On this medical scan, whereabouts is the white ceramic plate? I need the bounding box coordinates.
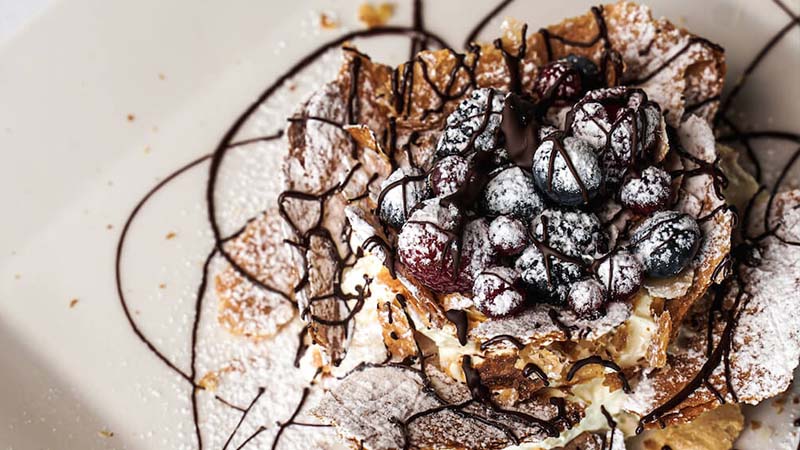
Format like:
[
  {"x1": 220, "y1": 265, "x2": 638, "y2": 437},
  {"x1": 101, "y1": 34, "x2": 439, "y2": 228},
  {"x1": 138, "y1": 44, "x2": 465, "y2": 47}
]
[{"x1": 1, "y1": 1, "x2": 798, "y2": 449}]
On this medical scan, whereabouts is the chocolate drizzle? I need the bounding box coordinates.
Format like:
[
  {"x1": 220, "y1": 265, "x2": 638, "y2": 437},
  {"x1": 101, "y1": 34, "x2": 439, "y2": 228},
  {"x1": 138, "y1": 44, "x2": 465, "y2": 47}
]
[
  {"x1": 444, "y1": 309, "x2": 469, "y2": 345},
  {"x1": 112, "y1": 0, "x2": 800, "y2": 448},
  {"x1": 522, "y1": 363, "x2": 550, "y2": 386},
  {"x1": 566, "y1": 356, "x2": 632, "y2": 394}
]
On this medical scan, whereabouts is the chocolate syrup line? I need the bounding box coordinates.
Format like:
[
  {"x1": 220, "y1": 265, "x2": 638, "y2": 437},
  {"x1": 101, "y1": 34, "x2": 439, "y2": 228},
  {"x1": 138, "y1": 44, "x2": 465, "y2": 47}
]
[
  {"x1": 566, "y1": 356, "x2": 631, "y2": 394},
  {"x1": 463, "y1": 0, "x2": 514, "y2": 49},
  {"x1": 480, "y1": 334, "x2": 525, "y2": 350},
  {"x1": 522, "y1": 363, "x2": 550, "y2": 386},
  {"x1": 538, "y1": 6, "x2": 609, "y2": 63},
  {"x1": 269, "y1": 387, "x2": 312, "y2": 450},
  {"x1": 493, "y1": 23, "x2": 528, "y2": 93},
  {"x1": 222, "y1": 387, "x2": 265, "y2": 450},
  {"x1": 444, "y1": 309, "x2": 469, "y2": 345},
  {"x1": 600, "y1": 405, "x2": 616, "y2": 450},
  {"x1": 115, "y1": 153, "x2": 211, "y2": 384},
  {"x1": 715, "y1": 14, "x2": 800, "y2": 126}
]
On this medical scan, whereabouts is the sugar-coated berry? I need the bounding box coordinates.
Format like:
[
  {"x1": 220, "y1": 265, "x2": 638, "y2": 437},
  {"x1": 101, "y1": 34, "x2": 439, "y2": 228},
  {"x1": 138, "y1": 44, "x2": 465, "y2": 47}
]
[
  {"x1": 480, "y1": 166, "x2": 544, "y2": 221},
  {"x1": 532, "y1": 135, "x2": 603, "y2": 206},
  {"x1": 515, "y1": 244, "x2": 583, "y2": 303},
  {"x1": 567, "y1": 278, "x2": 607, "y2": 319},
  {"x1": 459, "y1": 218, "x2": 496, "y2": 287},
  {"x1": 630, "y1": 211, "x2": 702, "y2": 278},
  {"x1": 377, "y1": 167, "x2": 430, "y2": 229},
  {"x1": 620, "y1": 166, "x2": 672, "y2": 215},
  {"x1": 531, "y1": 209, "x2": 608, "y2": 259},
  {"x1": 533, "y1": 55, "x2": 600, "y2": 104},
  {"x1": 568, "y1": 87, "x2": 663, "y2": 186},
  {"x1": 436, "y1": 88, "x2": 505, "y2": 159},
  {"x1": 489, "y1": 215, "x2": 528, "y2": 256},
  {"x1": 595, "y1": 251, "x2": 644, "y2": 302},
  {"x1": 397, "y1": 200, "x2": 466, "y2": 292},
  {"x1": 472, "y1": 266, "x2": 525, "y2": 318},
  {"x1": 429, "y1": 155, "x2": 470, "y2": 197}
]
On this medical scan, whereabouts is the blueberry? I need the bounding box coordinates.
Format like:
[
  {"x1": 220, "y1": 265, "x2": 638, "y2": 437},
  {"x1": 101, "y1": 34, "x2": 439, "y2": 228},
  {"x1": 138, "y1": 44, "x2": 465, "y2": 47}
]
[
  {"x1": 472, "y1": 266, "x2": 525, "y2": 318},
  {"x1": 377, "y1": 167, "x2": 430, "y2": 229},
  {"x1": 565, "y1": 55, "x2": 601, "y2": 90},
  {"x1": 515, "y1": 244, "x2": 583, "y2": 304},
  {"x1": 429, "y1": 155, "x2": 470, "y2": 197},
  {"x1": 531, "y1": 209, "x2": 608, "y2": 259},
  {"x1": 620, "y1": 166, "x2": 672, "y2": 215},
  {"x1": 515, "y1": 209, "x2": 607, "y2": 302},
  {"x1": 595, "y1": 250, "x2": 644, "y2": 302},
  {"x1": 630, "y1": 211, "x2": 701, "y2": 278},
  {"x1": 479, "y1": 166, "x2": 544, "y2": 221},
  {"x1": 436, "y1": 88, "x2": 505, "y2": 159},
  {"x1": 488, "y1": 215, "x2": 528, "y2": 256},
  {"x1": 567, "y1": 278, "x2": 607, "y2": 319},
  {"x1": 532, "y1": 135, "x2": 603, "y2": 206}
]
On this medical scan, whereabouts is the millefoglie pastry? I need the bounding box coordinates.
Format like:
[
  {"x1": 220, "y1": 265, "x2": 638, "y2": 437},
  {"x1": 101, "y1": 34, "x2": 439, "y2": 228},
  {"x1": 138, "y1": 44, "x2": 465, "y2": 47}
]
[{"x1": 214, "y1": 2, "x2": 800, "y2": 449}]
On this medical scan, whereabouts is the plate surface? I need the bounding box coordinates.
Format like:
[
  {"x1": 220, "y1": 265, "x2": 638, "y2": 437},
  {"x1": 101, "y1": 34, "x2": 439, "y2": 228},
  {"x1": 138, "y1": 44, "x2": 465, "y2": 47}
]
[{"x1": 1, "y1": 0, "x2": 798, "y2": 449}]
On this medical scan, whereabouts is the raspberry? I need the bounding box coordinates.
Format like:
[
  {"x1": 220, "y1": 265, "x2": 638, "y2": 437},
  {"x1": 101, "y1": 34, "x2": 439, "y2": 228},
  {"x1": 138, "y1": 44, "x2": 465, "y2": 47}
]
[
  {"x1": 397, "y1": 200, "x2": 465, "y2": 292},
  {"x1": 397, "y1": 202, "x2": 494, "y2": 293},
  {"x1": 532, "y1": 135, "x2": 603, "y2": 206},
  {"x1": 429, "y1": 155, "x2": 470, "y2": 197},
  {"x1": 436, "y1": 88, "x2": 505, "y2": 159},
  {"x1": 595, "y1": 251, "x2": 644, "y2": 302},
  {"x1": 489, "y1": 215, "x2": 528, "y2": 256},
  {"x1": 619, "y1": 166, "x2": 672, "y2": 215},
  {"x1": 630, "y1": 211, "x2": 701, "y2": 278},
  {"x1": 567, "y1": 279, "x2": 607, "y2": 319},
  {"x1": 376, "y1": 167, "x2": 430, "y2": 229},
  {"x1": 472, "y1": 266, "x2": 524, "y2": 318},
  {"x1": 479, "y1": 166, "x2": 543, "y2": 221}
]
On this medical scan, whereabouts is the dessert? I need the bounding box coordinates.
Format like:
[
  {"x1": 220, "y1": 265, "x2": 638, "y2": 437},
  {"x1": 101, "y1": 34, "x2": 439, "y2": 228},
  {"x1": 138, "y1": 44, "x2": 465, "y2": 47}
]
[{"x1": 113, "y1": 1, "x2": 800, "y2": 449}]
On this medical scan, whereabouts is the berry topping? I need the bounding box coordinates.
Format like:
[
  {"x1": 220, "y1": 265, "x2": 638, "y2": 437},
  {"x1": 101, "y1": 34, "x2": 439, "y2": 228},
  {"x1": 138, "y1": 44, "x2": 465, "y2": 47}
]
[
  {"x1": 567, "y1": 87, "x2": 663, "y2": 185},
  {"x1": 472, "y1": 266, "x2": 524, "y2": 318},
  {"x1": 459, "y1": 217, "x2": 497, "y2": 286},
  {"x1": 532, "y1": 135, "x2": 603, "y2": 206},
  {"x1": 565, "y1": 55, "x2": 602, "y2": 89},
  {"x1": 377, "y1": 167, "x2": 430, "y2": 229},
  {"x1": 397, "y1": 200, "x2": 496, "y2": 293},
  {"x1": 515, "y1": 244, "x2": 583, "y2": 303},
  {"x1": 630, "y1": 211, "x2": 702, "y2": 278},
  {"x1": 567, "y1": 278, "x2": 607, "y2": 319},
  {"x1": 429, "y1": 155, "x2": 470, "y2": 197},
  {"x1": 436, "y1": 88, "x2": 505, "y2": 159},
  {"x1": 620, "y1": 166, "x2": 672, "y2": 215},
  {"x1": 531, "y1": 209, "x2": 608, "y2": 259},
  {"x1": 595, "y1": 250, "x2": 644, "y2": 302},
  {"x1": 533, "y1": 55, "x2": 600, "y2": 103},
  {"x1": 479, "y1": 166, "x2": 543, "y2": 221},
  {"x1": 489, "y1": 215, "x2": 528, "y2": 256}
]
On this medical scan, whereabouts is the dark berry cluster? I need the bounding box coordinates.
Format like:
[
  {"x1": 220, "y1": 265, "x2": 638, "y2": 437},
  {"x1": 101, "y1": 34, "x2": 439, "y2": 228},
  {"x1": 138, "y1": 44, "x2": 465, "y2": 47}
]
[{"x1": 373, "y1": 55, "x2": 702, "y2": 321}]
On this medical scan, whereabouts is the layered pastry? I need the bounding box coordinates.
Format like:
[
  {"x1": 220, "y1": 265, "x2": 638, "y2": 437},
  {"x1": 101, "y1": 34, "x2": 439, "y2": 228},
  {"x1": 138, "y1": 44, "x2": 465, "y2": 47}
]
[{"x1": 215, "y1": 2, "x2": 800, "y2": 449}]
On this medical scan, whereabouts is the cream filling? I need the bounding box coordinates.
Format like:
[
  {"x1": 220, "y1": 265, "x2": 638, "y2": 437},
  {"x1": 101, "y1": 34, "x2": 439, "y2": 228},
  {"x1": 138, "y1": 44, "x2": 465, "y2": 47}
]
[{"x1": 331, "y1": 253, "x2": 662, "y2": 448}]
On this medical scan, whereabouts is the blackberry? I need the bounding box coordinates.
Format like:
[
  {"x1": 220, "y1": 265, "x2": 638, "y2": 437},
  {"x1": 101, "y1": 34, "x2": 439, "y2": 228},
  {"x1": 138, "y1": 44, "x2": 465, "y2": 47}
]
[{"x1": 479, "y1": 166, "x2": 544, "y2": 221}]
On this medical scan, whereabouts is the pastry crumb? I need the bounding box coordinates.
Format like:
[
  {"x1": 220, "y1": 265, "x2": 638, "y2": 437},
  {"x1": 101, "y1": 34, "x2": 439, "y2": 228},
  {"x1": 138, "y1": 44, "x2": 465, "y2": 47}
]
[
  {"x1": 319, "y1": 12, "x2": 339, "y2": 29},
  {"x1": 98, "y1": 430, "x2": 114, "y2": 438},
  {"x1": 126, "y1": 114, "x2": 135, "y2": 122},
  {"x1": 358, "y1": 2, "x2": 395, "y2": 28},
  {"x1": 69, "y1": 298, "x2": 79, "y2": 308},
  {"x1": 159, "y1": 283, "x2": 167, "y2": 289},
  {"x1": 166, "y1": 231, "x2": 177, "y2": 240},
  {"x1": 158, "y1": 73, "x2": 166, "y2": 80}
]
